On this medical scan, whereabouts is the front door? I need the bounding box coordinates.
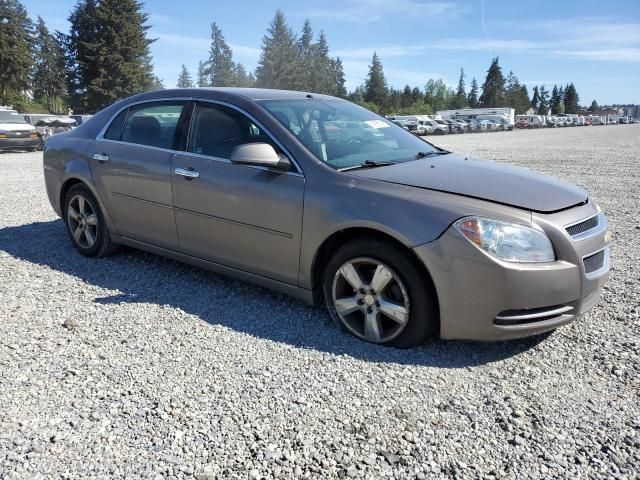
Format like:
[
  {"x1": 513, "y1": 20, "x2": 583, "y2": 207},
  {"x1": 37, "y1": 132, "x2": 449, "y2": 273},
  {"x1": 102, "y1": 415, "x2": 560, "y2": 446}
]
[
  {"x1": 88, "y1": 101, "x2": 187, "y2": 249},
  {"x1": 171, "y1": 101, "x2": 305, "y2": 285}
]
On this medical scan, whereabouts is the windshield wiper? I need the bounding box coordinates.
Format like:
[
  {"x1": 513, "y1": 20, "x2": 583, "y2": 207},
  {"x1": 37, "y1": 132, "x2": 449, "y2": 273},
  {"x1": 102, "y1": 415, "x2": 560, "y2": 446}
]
[
  {"x1": 338, "y1": 160, "x2": 398, "y2": 172},
  {"x1": 415, "y1": 151, "x2": 449, "y2": 159}
]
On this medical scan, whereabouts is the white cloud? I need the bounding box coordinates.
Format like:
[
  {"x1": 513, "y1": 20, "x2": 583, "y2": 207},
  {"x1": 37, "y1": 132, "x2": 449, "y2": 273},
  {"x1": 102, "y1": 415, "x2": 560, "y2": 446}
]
[
  {"x1": 552, "y1": 48, "x2": 640, "y2": 63},
  {"x1": 302, "y1": 0, "x2": 468, "y2": 24},
  {"x1": 154, "y1": 32, "x2": 260, "y2": 58}
]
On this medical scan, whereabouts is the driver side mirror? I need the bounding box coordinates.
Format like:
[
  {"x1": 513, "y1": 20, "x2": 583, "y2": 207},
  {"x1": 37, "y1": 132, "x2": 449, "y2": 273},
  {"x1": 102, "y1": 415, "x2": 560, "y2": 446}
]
[{"x1": 230, "y1": 143, "x2": 291, "y2": 171}]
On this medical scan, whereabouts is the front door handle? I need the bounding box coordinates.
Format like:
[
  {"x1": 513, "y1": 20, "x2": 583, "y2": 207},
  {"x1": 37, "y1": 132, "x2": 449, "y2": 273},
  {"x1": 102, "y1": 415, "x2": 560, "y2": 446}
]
[
  {"x1": 92, "y1": 153, "x2": 109, "y2": 162},
  {"x1": 175, "y1": 167, "x2": 200, "y2": 179}
]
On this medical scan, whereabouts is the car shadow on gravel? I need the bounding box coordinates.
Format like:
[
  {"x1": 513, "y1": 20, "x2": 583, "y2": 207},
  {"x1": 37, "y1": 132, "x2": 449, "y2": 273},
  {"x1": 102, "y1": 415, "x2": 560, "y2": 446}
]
[{"x1": 0, "y1": 220, "x2": 552, "y2": 367}]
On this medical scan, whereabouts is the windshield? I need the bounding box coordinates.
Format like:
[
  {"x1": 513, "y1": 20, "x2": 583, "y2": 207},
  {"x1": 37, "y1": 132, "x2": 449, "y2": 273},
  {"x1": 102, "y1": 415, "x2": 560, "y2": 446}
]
[
  {"x1": 259, "y1": 99, "x2": 438, "y2": 169},
  {"x1": 0, "y1": 112, "x2": 28, "y2": 124}
]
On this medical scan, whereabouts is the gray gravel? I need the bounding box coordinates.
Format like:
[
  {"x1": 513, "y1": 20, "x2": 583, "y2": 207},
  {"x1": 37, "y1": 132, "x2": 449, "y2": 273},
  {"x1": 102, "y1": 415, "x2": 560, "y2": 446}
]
[{"x1": 1, "y1": 125, "x2": 639, "y2": 479}]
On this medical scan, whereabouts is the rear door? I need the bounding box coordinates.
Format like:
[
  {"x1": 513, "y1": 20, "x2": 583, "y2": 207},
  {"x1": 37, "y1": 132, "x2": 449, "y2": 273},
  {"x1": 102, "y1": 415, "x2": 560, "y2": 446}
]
[
  {"x1": 170, "y1": 101, "x2": 305, "y2": 285},
  {"x1": 88, "y1": 101, "x2": 189, "y2": 249}
]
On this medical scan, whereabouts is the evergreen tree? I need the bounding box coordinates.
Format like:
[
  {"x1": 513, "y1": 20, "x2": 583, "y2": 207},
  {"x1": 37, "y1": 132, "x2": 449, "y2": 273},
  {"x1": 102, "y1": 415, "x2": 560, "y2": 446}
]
[
  {"x1": 363, "y1": 52, "x2": 387, "y2": 106},
  {"x1": 310, "y1": 30, "x2": 333, "y2": 94},
  {"x1": 564, "y1": 83, "x2": 579, "y2": 114},
  {"x1": 176, "y1": 64, "x2": 194, "y2": 88},
  {"x1": 204, "y1": 22, "x2": 236, "y2": 87},
  {"x1": 467, "y1": 78, "x2": 479, "y2": 108},
  {"x1": 401, "y1": 85, "x2": 413, "y2": 108},
  {"x1": 150, "y1": 75, "x2": 164, "y2": 90},
  {"x1": 197, "y1": 60, "x2": 209, "y2": 87},
  {"x1": 32, "y1": 16, "x2": 66, "y2": 112},
  {"x1": 297, "y1": 19, "x2": 313, "y2": 90},
  {"x1": 411, "y1": 86, "x2": 424, "y2": 104},
  {"x1": 255, "y1": 10, "x2": 300, "y2": 89},
  {"x1": 517, "y1": 85, "x2": 530, "y2": 114},
  {"x1": 65, "y1": 0, "x2": 156, "y2": 112},
  {"x1": 550, "y1": 85, "x2": 560, "y2": 114},
  {"x1": 0, "y1": 0, "x2": 34, "y2": 104},
  {"x1": 332, "y1": 57, "x2": 347, "y2": 97},
  {"x1": 479, "y1": 57, "x2": 505, "y2": 107},
  {"x1": 530, "y1": 86, "x2": 540, "y2": 111},
  {"x1": 63, "y1": 0, "x2": 99, "y2": 112},
  {"x1": 503, "y1": 71, "x2": 529, "y2": 114},
  {"x1": 538, "y1": 85, "x2": 550, "y2": 114},
  {"x1": 234, "y1": 63, "x2": 255, "y2": 87},
  {"x1": 450, "y1": 68, "x2": 467, "y2": 108},
  {"x1": 589, "y1": 100, "x2": 599, "y2": 112}
]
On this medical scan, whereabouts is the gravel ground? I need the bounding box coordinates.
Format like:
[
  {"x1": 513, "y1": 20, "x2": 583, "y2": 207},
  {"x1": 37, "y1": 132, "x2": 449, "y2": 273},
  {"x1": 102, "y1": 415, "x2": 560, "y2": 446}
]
[{"x1": 0, "y1": 125, "x2": 638, "y2": 479}]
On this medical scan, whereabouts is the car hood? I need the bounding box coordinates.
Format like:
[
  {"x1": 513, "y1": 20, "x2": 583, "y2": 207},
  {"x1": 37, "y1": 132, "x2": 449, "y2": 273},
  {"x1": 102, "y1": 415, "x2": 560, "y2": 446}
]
[
  {"x1": 0, "y1": 123, "x2": 35, "y2": 131},
  {"x1": 348, "y1": 153, "x2": 588, "y2": 213}
]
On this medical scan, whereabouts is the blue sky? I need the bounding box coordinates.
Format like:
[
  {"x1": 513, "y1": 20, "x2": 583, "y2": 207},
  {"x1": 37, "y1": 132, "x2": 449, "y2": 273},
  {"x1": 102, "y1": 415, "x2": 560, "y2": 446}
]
[{"x1": 22, "y1": 0, "x2": 640, "y2": 104}]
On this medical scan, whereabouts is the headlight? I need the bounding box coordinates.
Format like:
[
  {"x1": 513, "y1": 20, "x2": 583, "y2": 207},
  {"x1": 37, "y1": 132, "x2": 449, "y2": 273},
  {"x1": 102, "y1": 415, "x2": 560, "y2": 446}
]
[{"x1": 454, "y1": 217, "x2": 555, "y2": 263}]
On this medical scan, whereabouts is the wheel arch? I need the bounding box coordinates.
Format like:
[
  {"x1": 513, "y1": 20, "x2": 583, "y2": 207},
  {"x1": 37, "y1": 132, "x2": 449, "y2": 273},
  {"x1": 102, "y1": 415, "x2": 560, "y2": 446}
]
[
  {"x1": 59, "y1": 175, "x2": 119, "y2": 235},
  {"x1": 310, "y1": 227, "x2": 440, "y2": 316}
]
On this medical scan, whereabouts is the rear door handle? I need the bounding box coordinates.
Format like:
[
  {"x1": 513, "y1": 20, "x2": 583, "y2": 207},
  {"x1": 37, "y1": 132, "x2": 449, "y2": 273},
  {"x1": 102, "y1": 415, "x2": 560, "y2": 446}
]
[
  {"x1": 175, "y1": 167, "x2": 200, "y2": 179},
  {"x1": 92, "y1": 153, "x2": 110, "y2": 162}
]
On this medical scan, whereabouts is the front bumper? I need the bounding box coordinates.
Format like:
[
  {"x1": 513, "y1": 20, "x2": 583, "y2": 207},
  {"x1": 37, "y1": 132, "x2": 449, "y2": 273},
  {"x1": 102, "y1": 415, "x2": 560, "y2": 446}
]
[
  {"x1": 413, "y1": 203, "x2": 610, "y2": 341},
  {"x1": 0, "y1": 137, "x2": 40, "y2": 150}
]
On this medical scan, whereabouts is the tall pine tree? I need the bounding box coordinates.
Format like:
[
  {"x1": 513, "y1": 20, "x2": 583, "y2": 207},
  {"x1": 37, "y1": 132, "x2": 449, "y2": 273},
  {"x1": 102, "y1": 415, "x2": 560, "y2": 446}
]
[
  {"x1": 479, "y1": 57, "x2": 505, "y2": 107},
  {"x1": 197, "y1": 61, "x2": 209, "y2": 87},
  {"x1": 530, "y1": 86, "x2": 540, "y2": 112},
  {"x1": 538, "y1": 85, "x2": 550, "y2": 114},
  {"x1": 32, "y1": 16, "x2": 66, "y2": 112},
  {"x1": 564, "y1": 83, "x2": 579, "y2": 114},
  {"x1": 255, "y1": 10, "x2": 300, "y2": 89},
  {"x1": 176, "y1": 64, "x2": 194, "y2": 88},
  {"x1": 0, "y1": 0, "x2": 33, "y2": 104},
  {"x1": 64, "y1": 0, "x2": 156, "y2": 112},
  {"x1": 363, "y1": 52, "x2": 387, "y2": 107},
  {"x1": 451, "y1": 67, "x2": 468, "y2": 109},
  {"x1": 332, "y1": 57, "x2": 347, "y2": 97},
  {"x1": 204, "y1": 23, "x2": 236, "y2": 87},
  {"x1": 467, "y1": 78, "x2": 479, "y2": 108}
]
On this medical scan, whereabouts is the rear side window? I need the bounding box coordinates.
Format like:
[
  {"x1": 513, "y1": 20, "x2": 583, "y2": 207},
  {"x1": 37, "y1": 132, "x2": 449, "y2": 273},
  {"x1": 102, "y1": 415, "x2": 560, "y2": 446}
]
[
  {"x1": 120, "y1": 102, "x2": 185, "y2": 149},
  {"x1": 188, "y1": 103, "x2": 280, "y2": 159},
  {"x1": 104, "y1": 109, "x2": 127, "y2": 140}
]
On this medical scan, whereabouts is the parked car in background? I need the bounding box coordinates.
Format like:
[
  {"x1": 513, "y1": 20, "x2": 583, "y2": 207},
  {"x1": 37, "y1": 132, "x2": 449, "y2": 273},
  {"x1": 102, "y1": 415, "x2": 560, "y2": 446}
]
[
  {"x1": 469, "y1": 119, "x2": 487, "y2": 132},
  {"x1": 43, "y1": 88, "x2": 610, "y2": 347},
  {"x1": 479, "y1": 120, "x2": 498, "y2": 131},
  {"x1": 420, "y1": 119, "x2": 448, "y2": 135},
  {"x1": 0, "y1": 111, "x2": 40, "y2": 152},
  {"x1": 71, "y1": 114, "x2": 93, "y2": 126},
  {"x1": 443, "y1": 119, "x2": 463, "y2": 133},
  {"x1": 515, "y1": 118, "x2": 529, "y2": 129}
]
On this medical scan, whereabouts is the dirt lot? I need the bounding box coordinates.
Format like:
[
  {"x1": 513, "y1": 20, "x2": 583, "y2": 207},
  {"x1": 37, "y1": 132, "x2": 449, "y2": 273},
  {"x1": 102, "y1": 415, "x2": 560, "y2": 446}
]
[{"x1": 1, "y1": 125, "x2": 638, "y2": 479}]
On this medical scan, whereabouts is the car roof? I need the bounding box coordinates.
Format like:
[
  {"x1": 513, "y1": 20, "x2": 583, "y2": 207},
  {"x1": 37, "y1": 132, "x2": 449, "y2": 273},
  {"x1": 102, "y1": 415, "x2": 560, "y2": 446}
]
[{"x1": 127, "y1": 87, "x2": 344, "y2": 103}]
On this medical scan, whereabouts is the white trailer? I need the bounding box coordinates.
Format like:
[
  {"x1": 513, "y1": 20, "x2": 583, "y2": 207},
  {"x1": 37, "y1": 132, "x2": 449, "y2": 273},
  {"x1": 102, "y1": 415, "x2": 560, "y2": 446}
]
[{"x1": 437, "y1": 107, "x2": 515, "y2": 125}]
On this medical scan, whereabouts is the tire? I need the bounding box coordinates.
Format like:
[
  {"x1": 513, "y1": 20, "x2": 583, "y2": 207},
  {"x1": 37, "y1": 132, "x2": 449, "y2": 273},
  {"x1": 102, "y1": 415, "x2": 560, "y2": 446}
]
[
  {"x1": 323, "y1": 238, "x2": 438, "y2": 348},
  {"x1": 63, "y1": 183, "x2": 120, "y2": 257}
]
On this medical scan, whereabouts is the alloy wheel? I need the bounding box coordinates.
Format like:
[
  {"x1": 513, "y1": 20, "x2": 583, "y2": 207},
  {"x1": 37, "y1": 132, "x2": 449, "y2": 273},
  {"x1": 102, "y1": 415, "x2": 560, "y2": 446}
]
[
  {"x1": 67, "y1": 194, "x2": 98, "y2": 249},
  {"x1": 332, "y1": 257, "x2": 410, "y2": 343}
]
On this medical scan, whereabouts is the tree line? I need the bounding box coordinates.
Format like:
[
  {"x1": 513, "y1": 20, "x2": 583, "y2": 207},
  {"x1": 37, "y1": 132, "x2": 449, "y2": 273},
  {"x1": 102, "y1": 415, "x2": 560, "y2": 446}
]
[{"x1": 1, "y1": 0, "x2": 590, "y2": 116}]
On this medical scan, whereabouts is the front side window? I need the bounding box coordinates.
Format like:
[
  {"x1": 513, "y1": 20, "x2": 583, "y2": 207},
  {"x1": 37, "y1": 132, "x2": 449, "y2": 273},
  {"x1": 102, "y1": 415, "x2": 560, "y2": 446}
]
[
  {"x1": 188, "y1": 103, "x2": 280, "y2": 160},
  {"x1": 119, "y1": 102, "x2": 185, "y2": 149},
  {"x1": 259, "y1": 99, "x2": 439, "y2": 169}
]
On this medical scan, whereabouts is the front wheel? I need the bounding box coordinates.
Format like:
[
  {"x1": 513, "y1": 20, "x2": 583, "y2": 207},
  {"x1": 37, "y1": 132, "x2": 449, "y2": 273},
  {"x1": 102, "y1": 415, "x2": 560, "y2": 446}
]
[
  {"x1": 63, "y1": 183, "x2": 120, "y2": 257},
  {"x1": 323, "y1": 239, "x2": 438, "y2": 348}
]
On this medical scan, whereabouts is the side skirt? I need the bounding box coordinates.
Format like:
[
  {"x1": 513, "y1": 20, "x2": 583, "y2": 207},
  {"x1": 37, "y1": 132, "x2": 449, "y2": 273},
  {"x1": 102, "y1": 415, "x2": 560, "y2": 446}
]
[{"x1": 111, "y1": 234, "x2": 315, "y2": 305}]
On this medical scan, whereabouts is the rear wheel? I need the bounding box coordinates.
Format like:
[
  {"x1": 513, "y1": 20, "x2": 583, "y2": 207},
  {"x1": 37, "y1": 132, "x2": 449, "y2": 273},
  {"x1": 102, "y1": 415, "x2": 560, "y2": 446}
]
[
  {"x1": 323, "y1": 239, "x2": 438, "y2": 348},
  {"x1": 63, "y1": 184, "x2": 120, "y2": 257}
]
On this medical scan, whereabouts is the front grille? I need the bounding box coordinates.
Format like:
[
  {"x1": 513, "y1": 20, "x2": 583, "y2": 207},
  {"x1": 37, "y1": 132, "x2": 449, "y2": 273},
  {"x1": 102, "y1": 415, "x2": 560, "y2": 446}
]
[
  {"x1": 583, "y1": 250, "x2": 605, "y2": 274},
  {"x1": 7, "y1": 130, "x2": 33, "y2": 138},
  {"x1": 566, "y1": 215, "x2": 599, "y2": 237}
]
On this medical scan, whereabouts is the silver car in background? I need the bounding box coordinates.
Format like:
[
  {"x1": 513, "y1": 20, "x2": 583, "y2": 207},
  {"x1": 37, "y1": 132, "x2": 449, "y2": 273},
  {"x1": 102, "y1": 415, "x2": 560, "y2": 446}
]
[{"x1": 43, "y1": 88, "x2": 610, "y2": 347}]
